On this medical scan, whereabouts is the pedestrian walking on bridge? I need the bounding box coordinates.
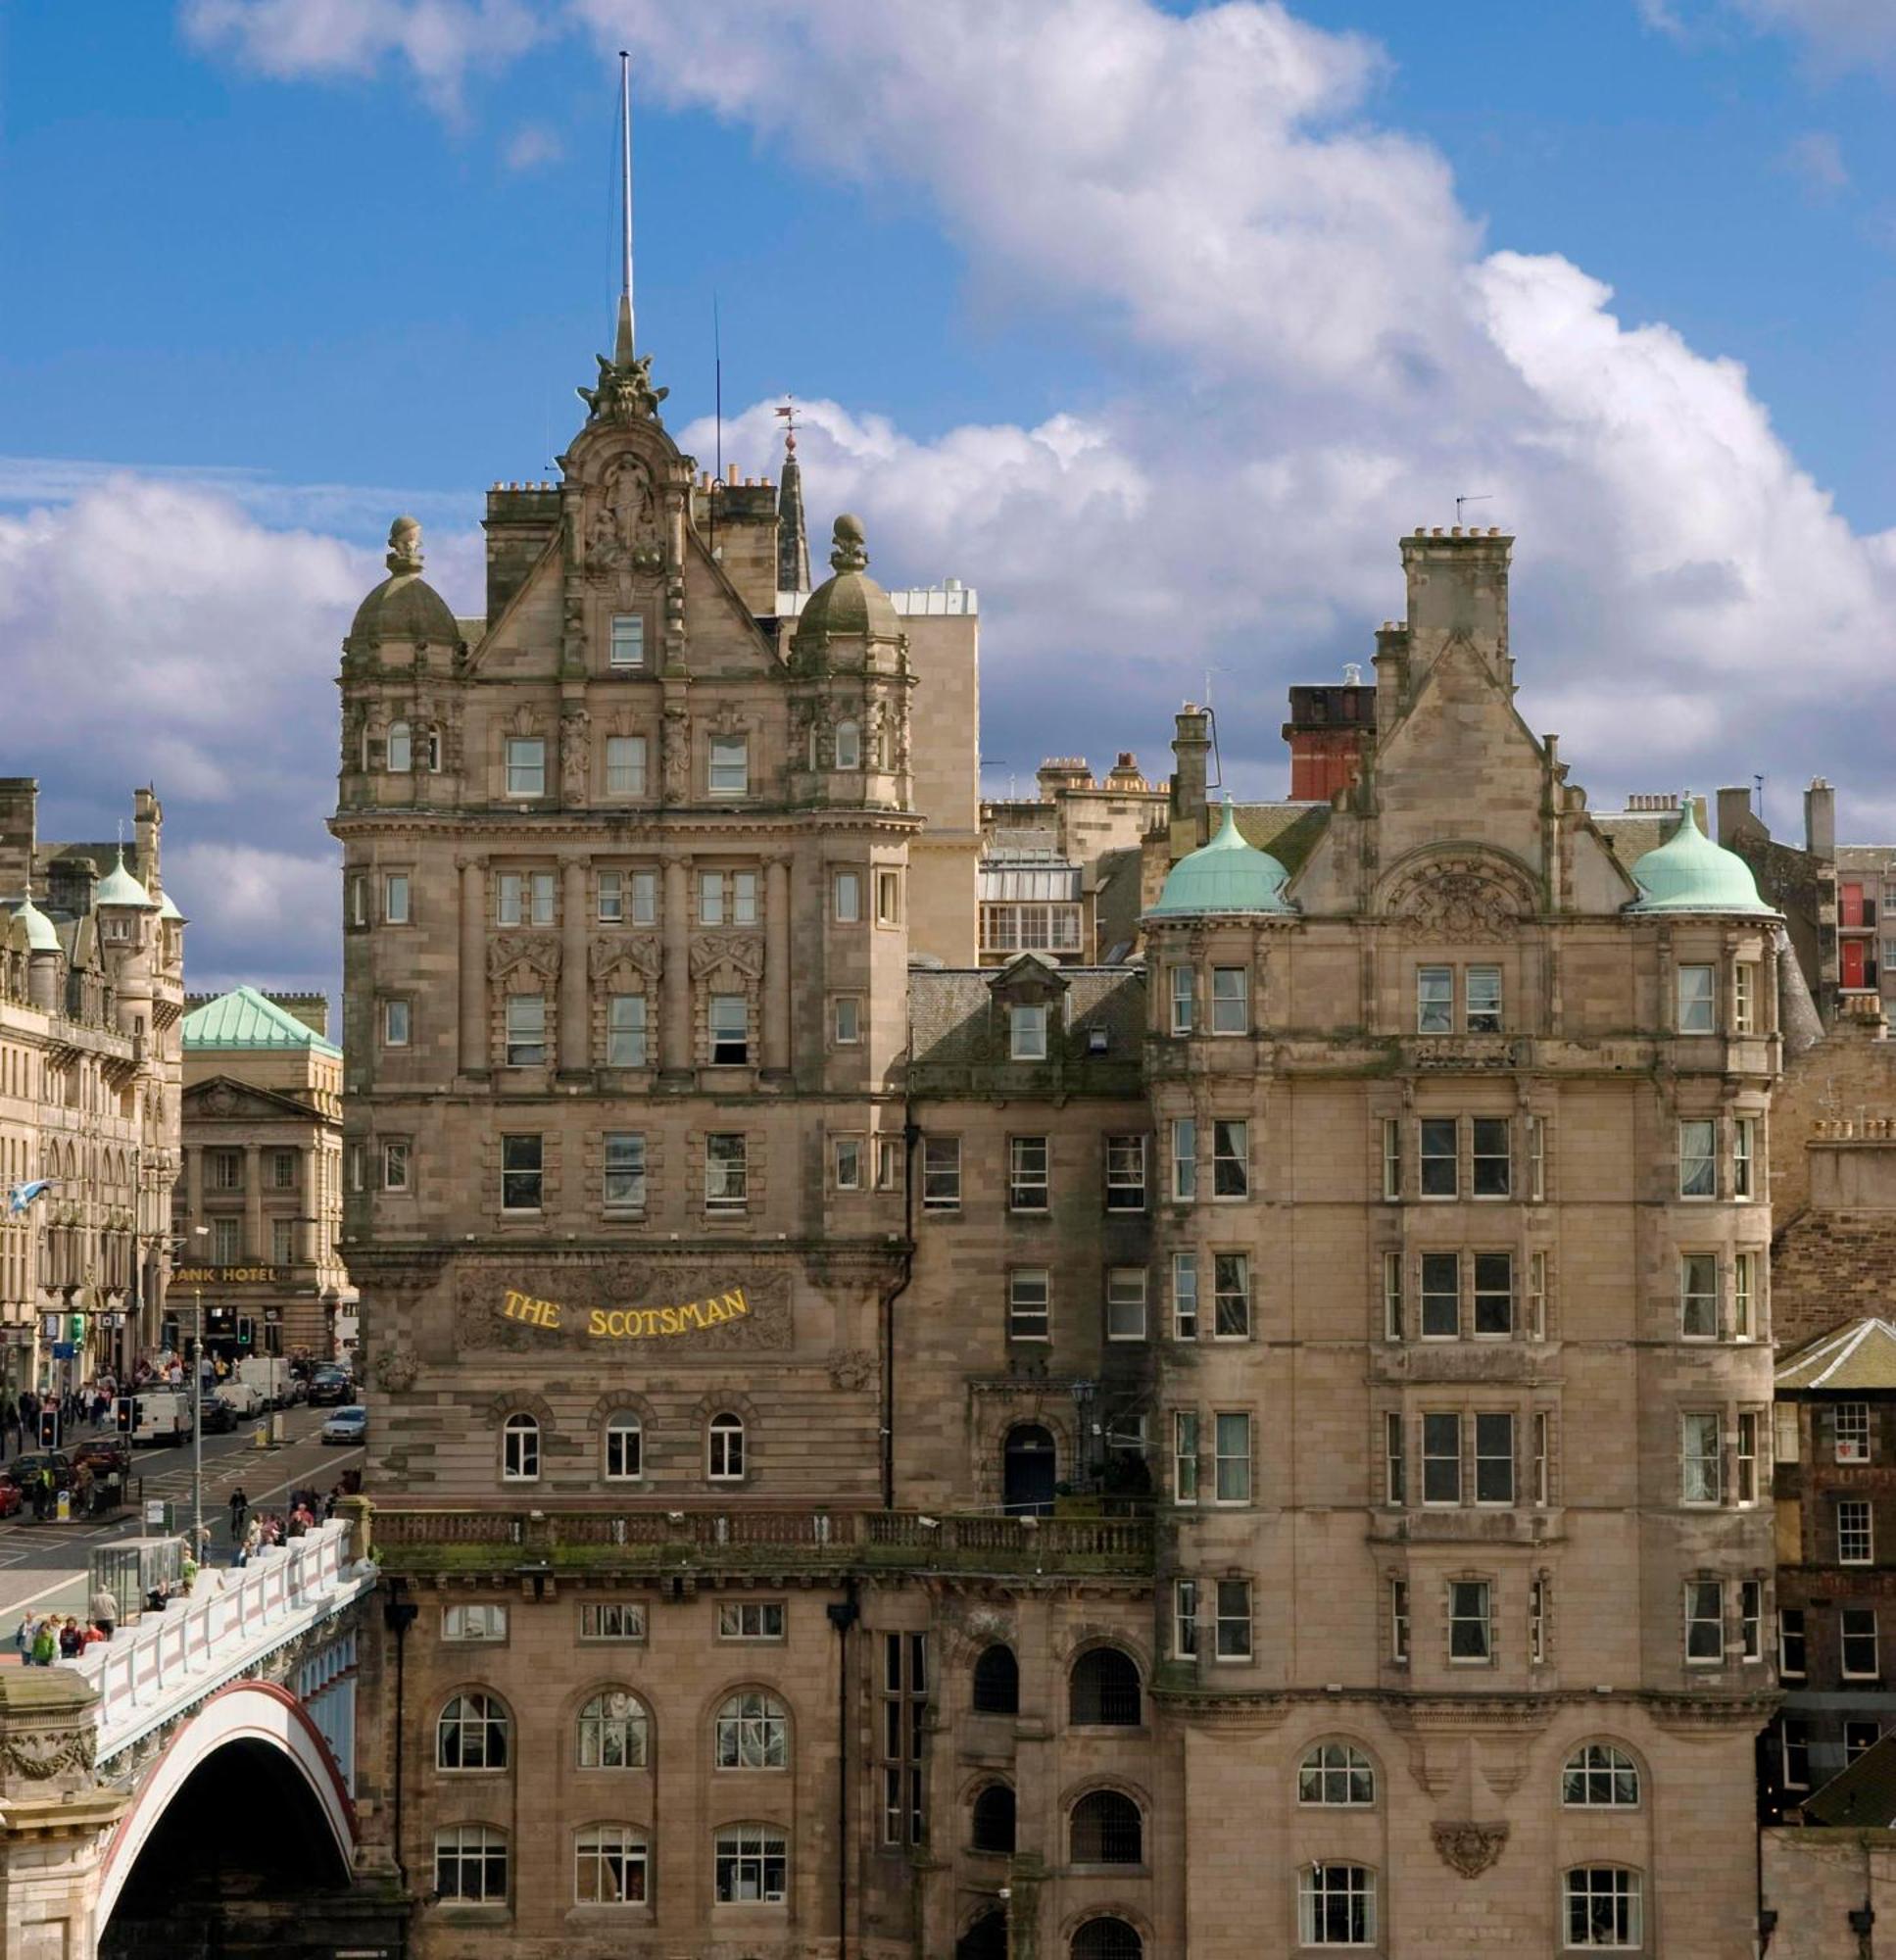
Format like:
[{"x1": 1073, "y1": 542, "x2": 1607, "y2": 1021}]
[{"x1": 228, "y1": 1485, "x2": 249, "y2": 1543}]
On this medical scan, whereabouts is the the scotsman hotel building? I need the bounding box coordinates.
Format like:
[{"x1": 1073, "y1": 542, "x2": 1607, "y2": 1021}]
[{"x1": 336, "y1": 313, "x2": 1781, "y2": 1957}]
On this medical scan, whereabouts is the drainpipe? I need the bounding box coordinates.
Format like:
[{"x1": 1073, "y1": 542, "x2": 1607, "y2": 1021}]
[
  {"x1": 382, "y1": 1585, "x2": 418, "y2": 1895},
  {"x1": 828, "y1": 1581, "x2": 861, "y2": 1957},
  {"x1": 879, "y1": 1099, "x2": 917, "y2": 1512}
]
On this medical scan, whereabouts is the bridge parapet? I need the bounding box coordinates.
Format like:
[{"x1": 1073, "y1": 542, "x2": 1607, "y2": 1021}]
[{"x1": 63, "y1": 1520, "x2": 377, "y2": 1765}]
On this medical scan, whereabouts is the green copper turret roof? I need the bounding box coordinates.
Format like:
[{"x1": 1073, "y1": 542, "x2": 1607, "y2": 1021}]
[
  {"x1": 1147, "y1": 800, "x2": 1295, "y2": 919},
  {"x1": 94, "y1": 850, "x2": 157, "y2": 910},
  {"x1": 182, "y1": 986, "x2": 341, "y2": 1055},
  {"x1": 1625, "y1": 795, "x2": 1774, "y2": 916},
  {"x1": 157, "y1": 888, "x2": 184, "y2": 922},
  {"x1": 5, "y1": 896, "x2": 60, "y2": 953}
]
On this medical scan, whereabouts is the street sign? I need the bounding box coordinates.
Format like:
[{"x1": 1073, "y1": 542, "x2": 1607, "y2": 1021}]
[
  {"x1": 144, "y1": 1499, "x2": 173, "y2": 1531},
  {"x1": 51, "y1": 1343, "x2": 75, "y2": 1360}
]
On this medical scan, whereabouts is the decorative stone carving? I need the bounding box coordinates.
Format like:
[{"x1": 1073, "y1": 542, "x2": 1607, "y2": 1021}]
[
  {"x1": 560, "y1": 710, "x2": 590, "y2": 805},
  {"x1": 690, "y1": 934, "x2": 765, "y2": 979},
  {"x1": 1386, "y1": 855, "x2": 1534, "y2": 942},
  {"x1": 0, "y1": 1729, "x2": 95, "y2": 1781},
  {"x1": 386, "y1": 514, "x2": 423, "y2": 576},
  {"x1": 590, "y1": 934, "x2": 662, "y2": 981},
  {"x1": 488, "y1": 931, "x2": 560, "y2": 980},
  {"x1": 586, "y1": 457, "x2": 664, "y2": 575},
  {"x1": 577, "y1": 347, "x2": 668, "y2": 424},
  {"x1": 1432, "y1": 1821, "x2": 1509, "y2": 1878},
  {"x1": 827, "y1": 1348, "x2": 877, "y2": 1393},
  {"x1": 662, "y1": 703, "x2": 691, "y2": 803},
  {"x1": 374, "y1": 1349, "x2": 418, "y2": 1394}
]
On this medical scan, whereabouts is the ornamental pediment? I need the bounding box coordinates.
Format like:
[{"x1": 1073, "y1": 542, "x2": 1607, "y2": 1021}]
[
  {"x1": 689, "y1": 933, "x2": 764, "y2": 979},
  {"x1": 1379, "y1": 851, "x2": 1537, "y2": 942},
  {"x1": 488, "y1": 931, "x2": 560, "y2": 980}
]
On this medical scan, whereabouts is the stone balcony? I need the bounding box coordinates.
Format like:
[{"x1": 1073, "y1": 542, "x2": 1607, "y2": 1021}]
[{"x1": 366, "y1": 1502, "x2": 1154, "y2": 1581}]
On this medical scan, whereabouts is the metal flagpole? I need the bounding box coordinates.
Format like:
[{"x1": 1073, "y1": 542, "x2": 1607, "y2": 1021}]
[
  {"x1": 619, "y1": 50, "x2": 634, "y2": 343},
  {"x1": 192, "y1": 1284, "x2": 203, "y2": 1564}
]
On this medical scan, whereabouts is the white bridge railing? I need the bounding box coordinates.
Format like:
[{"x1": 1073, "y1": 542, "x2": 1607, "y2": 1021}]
[{"x1": 61, "y1": 1519, "x2": 377, "y2": 1764}]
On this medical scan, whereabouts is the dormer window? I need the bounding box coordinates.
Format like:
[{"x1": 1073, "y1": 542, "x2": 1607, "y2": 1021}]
[{"x1": 1010, "y1": 1004, "x2": 1047, "y2": 1060}]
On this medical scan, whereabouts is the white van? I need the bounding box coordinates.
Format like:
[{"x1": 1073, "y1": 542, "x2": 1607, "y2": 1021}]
[
  {"x1": 237, "y1": 1357, "x2": 293, "y2": 1407},
  {"x1": 217, "y1": 1378, "x2": 265, "y2": 1419},
  {"x1": 131, "y1": 1392, "x2": 193, "y2": 1446}
]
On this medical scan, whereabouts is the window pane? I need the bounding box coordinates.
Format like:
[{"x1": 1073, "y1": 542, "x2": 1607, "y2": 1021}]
[
  {"x1": 1677, "y1": 964, "x2": 1717, "y2": 1033},
  {"x1": 1417, "y1": 966, "x2": 1453, "y2": 1033},
  {"x1": 1465, "y1": 965, "x2": 1502, "y2": 1033},
  {"x1": 1420, "y1": 1118, "x2": 1457, "y2": 1198}
]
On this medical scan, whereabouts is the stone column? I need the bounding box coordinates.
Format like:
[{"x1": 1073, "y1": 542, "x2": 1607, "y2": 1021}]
[
  {"x1": 242, "y1": 1146, "x2": 263, "y2": 1264},
  {"x1": 559, "y1": 859, "x2": 589, "y2": 1075},
  {"x1": 458, "y1": 859, "x2": 487, "y2": 1077},
  {"x1": 763, "y1": 857, "x2": 791, "y2": 1077},
  {"x1": 661, "y1": 859, "x2": 691, "y2": 1077},
  {"x1": 0, "y1": 1670, "x2": 127, "y2": 1959}
]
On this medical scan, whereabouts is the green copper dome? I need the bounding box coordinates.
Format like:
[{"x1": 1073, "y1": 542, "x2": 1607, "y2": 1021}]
[
  {"x1": 6, "y1": 896, "x2": 60, "y2": 953},
  {"x1": 1626, "y1": 795, "x2": 1774, "y2": 915},
  {"x1": 95, "y1": 850, "x2": 157, "y2": 910},
  {"x1": 1147, "y1": 801, "x2": 1295, "y2": 919},
  {"x1": 793, "y1": 514, "x2": 902, "y2": 657},
  {"x1": 157, "y1": 888, "x2": 184, "y2": 923}
]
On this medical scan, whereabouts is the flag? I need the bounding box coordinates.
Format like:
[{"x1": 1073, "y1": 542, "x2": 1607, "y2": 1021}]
[{"x1": 5, "y1": 1181, "x2": 53, "y2": 1216}]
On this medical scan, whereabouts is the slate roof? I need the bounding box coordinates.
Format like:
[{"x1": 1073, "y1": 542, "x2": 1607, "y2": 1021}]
[
  {"x1": 1775, "y1": 1318, "x2": 1896, "y2": 1394},
  {"x1": 908, "y1": 965, "x2": 1145, "y2": 1093},
  {"x1": 182, "y1": 986, "x2": 342, "y2": 1055},
  {"x1": 1803, "y1": 1729, "x2": 1896, "y2": 1827}
]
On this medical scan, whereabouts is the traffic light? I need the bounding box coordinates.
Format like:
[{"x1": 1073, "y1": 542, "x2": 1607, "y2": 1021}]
[
  {"x1": 237, "y1": 1316, "x2": 255, "y2": 1348},
  {"x1": 37, "y1": 1410, "x2": 59, "y2": 1449},
  {"x1": 115, "y1": 1396, "x2": 133, "y2": 1435}
]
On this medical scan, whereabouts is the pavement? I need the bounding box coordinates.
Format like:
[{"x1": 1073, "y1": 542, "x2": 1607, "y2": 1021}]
[{"x1": 0, "y1": 1405, "x2": 365, "y2": 1642}]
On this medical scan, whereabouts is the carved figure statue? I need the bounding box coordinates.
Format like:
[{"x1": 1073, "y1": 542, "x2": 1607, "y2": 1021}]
[
  {"x1": 386, "y1": 515, "x2": 423, "y2": 575},
  {"x1": 662, "y1": 704, "x2": 691, "y2": 803},
  {"x1": 561, "y1": 712, "x2": 590, "y2": 805},
  {"x1": 577, "y1": 350, "x2": 669, "y2": 424}
]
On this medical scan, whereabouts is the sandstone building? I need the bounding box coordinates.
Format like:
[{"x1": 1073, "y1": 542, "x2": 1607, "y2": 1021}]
[
  {"x1": 338, "y1": 271, "x2": 1788, "y2": 1953},
  {"x1": 0, "y1": 781, "x2": 183, "y2": 1391},
  {"x1": 176, "y1": 986, "x2": 350, "y2": 1360}
]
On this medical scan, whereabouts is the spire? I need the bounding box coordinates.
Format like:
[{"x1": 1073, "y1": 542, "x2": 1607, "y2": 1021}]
[
  {"x1": 576, "y1": 53, "x2": 667, "y2": 427},
  {"x1": 615, "y1": 48, "x2": 634, "y2": 365},
  {"x1": 776, "y1": 400, "x2": 811, "y2": 593}
]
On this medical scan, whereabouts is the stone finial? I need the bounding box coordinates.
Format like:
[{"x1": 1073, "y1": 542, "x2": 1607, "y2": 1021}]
[
  {"x1": 829, "y1": 513, "x2": 869, "y2": 575},
  {"x1": 386, "y1": 515, "x2": 423, "y2": 576}
]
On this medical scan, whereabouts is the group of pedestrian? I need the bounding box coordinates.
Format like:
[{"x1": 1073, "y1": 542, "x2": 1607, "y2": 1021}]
[
  {"x1": 15, "y1": 1609, "x2": 108, "y2": 1663},
  {"x1": 0, "y1": 1381, "x2": 116, "y2": 1454}
]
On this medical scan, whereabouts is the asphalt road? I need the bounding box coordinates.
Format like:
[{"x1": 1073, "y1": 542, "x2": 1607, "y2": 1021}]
[{"x1": 0, "y1": 1405, "x2": 365, "y2": 1639}]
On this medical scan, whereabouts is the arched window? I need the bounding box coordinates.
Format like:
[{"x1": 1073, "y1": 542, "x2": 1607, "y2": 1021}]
[
  {"x1": 708, "y1": 1411, "x2": 746, "y2": 1481},
  {"x1": 835, "y1": 720, "x2": 861, "y2": 770},
  {"x1": 576, "y1": 1690, "x2": 649, "y2": 1769},
  {"x1": 972, "y1": 1643, "x2": 1020, "y2": 1716},
  {"x1": 1298, "y1": 1741, "x2": 1376, "y2": 1806},
  {"x1": 435, "y1": 1824, "x2": 508, "y2": 1901},
  {"x1": 1070, "y1": 1788, "x2": 1143, "y2": 1864},
  {"x1": 1072, "y1": 1919, "x2": 1142, "y2": 1960},
  {"x1": 387, "y1": 721, "x2": 413, "y2": 773},
  {"x1": 1562, "y1": 1742, "x2": 1640, "y2": 1808},
  {"x1": 604, "y1": 1412, "x2": 642, "y2": 1481},
  {"x1": 1298, "y1": 1864, "x2": 1376, "y2": 1945},
  {"x1": 574, "y1": 1824, "x2": 647, "y2": 1904},
  {"x1": 1068, "y1": 1646, "x2": 1142, "y2": 1727},
  {"x1": 501, "y1": 1411, "x2": 540, "y2": 1481},
  {"x1": 714, "y1": 1823, "x2": 787, "y2": 1903},
  {"x1": 715, "y1": 1690, "x2": 789, "y2": 1770},
  {"x1": 436, "y1": 1690, "x2": 510, "y2": 1771},
  {"x1": 970, "y1": 1782, "x2": 1016, "y2": 1855},
  {"x1": 1563, "y1": 1867, "x2": 1642, "y2": 1947}
]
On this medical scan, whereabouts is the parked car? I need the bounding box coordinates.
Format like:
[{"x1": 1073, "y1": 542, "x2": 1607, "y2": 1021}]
[
  {"x1": 3, "y1": 1451, "x2": 75, "y2": 1493},
  {"x1": 0, "y1": 1481, "x2": 24, "y2": 1518},
  {"x1": 321, "y1": 1405, "x2": 367, "y2": 1446},
  {"x1": 201, "y1": 1396, "x2": 239, "y2": 1436},
  {"x1": 70, "y1": 1440, "x2": 130, "y2": 1482},
  {"x1": 306, "y1": 1367, "x2": 351, "y2": 1406}
]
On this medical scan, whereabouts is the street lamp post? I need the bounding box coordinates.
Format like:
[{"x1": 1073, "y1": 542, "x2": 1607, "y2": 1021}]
[{"x1": 192, "y1": 1283, "x2": 203, "y2": 1562}]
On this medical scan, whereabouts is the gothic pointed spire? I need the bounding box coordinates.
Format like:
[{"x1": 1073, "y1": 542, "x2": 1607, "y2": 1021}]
[
  {"x1": 576, "y1": 52, "x2": 667, "y2": 427},
  {"x1": 776, "y1": 400, "x2": 811, "y2": 594}
]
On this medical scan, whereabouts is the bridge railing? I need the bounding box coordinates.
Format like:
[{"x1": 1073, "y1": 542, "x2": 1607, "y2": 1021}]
[{"x1": 62, "y1": 1520, "x2": 371, "y2": 1758}]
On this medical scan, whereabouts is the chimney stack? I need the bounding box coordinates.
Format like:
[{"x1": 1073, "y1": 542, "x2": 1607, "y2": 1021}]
[{"x1": 1396, "y1": 527, "x2": 1514, "y2": 708}]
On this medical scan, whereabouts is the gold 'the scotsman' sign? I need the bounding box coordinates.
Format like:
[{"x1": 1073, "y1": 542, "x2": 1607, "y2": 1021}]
[{"x1": 502, "y1": 1286, "x2": 750, "y2": 1342}]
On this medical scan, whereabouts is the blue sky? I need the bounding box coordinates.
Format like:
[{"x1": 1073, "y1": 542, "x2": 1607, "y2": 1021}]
[{"x1": 2, "y1": 0, "x2": 1894, "y2": 991}]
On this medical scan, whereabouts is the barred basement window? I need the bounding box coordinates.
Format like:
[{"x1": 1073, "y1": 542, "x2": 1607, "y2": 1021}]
[{"x1": 879, "y1": 1633, "x2": 927, "y2": 1847}]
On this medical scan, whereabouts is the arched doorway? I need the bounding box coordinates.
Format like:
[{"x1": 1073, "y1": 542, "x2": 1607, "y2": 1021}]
[
  {"x1": 1002, "y1": 1423, "x2": 1056, "y2": 1515},
  {"x1": 959, "y1": 1905, "x2": 1009, "y2": 1959}
]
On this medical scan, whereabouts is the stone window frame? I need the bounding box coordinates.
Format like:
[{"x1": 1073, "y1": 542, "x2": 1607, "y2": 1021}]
[
  {"x1": 1560, "y1": 1864, "x2": 1644, "y2": 1949},
  {"x1": 693, "y1": 955, "x2": 761, "y2": 1072},
  {"x1": 1295, "y1": 1738, "x2": 1379, "y2": 1808},
  {"x1": 602, "y1": 725, "x2": 653, "y2": 801},
  {"x1": 1444, "y1": 1570, "x2": 1497, "y2": 1668},
  {"x1": 1681, "y1": 1573, "x2": 1727, "y2": 1667},
  {"x1": 701, "y1": 1130, "x2": 753, "y2": 1219}
]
